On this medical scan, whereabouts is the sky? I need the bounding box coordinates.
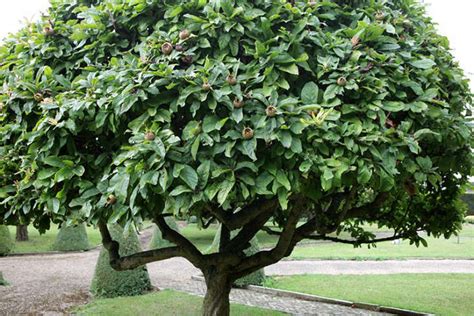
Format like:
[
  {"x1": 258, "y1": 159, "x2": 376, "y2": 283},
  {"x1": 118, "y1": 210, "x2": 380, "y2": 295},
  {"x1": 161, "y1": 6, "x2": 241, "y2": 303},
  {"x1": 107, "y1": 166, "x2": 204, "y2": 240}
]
[{"x1": 0, "y1": 0, "x2": 473, "y2": 81}]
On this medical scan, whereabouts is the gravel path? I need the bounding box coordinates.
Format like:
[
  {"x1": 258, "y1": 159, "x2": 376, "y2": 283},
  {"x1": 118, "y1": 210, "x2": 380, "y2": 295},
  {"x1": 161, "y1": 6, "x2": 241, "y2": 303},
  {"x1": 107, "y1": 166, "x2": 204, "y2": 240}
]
[{"x1": 0, "y1": 231, "x2": 472, "y2": 315}]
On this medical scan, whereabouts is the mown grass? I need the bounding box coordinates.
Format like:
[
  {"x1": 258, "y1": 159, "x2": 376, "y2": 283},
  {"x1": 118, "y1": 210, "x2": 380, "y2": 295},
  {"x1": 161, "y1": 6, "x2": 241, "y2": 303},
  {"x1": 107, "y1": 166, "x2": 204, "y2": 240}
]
[
  {"x1": 74, "y1": 289, "x2": 285, "y2": 315},
  {"x1": 268, "y1": 274, "x2": 474, "y2": 316},
  {"x1": 7, "y1": 222, "x2": 474, "y2": 260},
  {"x1": 7, "y1": 225, "x2": 101, "y2": 253}
]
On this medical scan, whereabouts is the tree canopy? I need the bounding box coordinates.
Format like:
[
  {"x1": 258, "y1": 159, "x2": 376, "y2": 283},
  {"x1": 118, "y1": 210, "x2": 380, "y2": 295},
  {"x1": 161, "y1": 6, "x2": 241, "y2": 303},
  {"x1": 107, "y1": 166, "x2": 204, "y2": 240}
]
[{"x1": 0, "y1": 0, "x2": 472, "y2": 314}]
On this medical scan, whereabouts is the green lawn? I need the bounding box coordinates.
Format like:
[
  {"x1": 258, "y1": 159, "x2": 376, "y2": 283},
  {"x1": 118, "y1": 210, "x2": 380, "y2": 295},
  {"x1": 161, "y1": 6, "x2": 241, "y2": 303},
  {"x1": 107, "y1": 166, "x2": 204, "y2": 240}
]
[
  {"x1": 74, "y1": 289, "x2": 285, "y2": 315},
  {"x1": 268, "y1": 274, "x2": 474, "y2": 316},
  {"x1": 289, "y1": 231, "x2": 474, "y2": 260},
  {"x1": 7, "y1": 225, "x2": 102, "y2": 254},
  {"x1": 181, "y1": 223, "x2": 474, "y2": 260},
  {"x1": 7, "y1": 222, "x2": 474, "y2": 260}
]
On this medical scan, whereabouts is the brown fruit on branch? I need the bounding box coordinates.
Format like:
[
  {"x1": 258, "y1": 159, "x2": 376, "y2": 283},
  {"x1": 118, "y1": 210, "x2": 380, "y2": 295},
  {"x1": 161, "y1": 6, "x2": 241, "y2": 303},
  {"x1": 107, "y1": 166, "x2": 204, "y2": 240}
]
[
  {"x1": 107, "y1": 194, "x2": 117, "y2": 205},
  {"x1": 202, "y1": 82, "x2": 212, "y2": 91},
  {"x1": 44, "y1": 26, "x2": 55, "y2": 36},
  {"x1": 266, "y1": 105, "x2": 277, "y2": 117},
  {"x1": 181, "y1": 55, "x2": 193, "y2": 65},
  {"x1": 233, "y1": 98, "x2": 244, "y2": 109},
  {"x1": 161, "y1": 42, "x2": 173, "y2": 55},
  {"x1": 144, "y1": 132, "x2": 156, "y2": 141},
  {"x1": 34, "y1": 93, "x2": 44, "y2": 102},
  {"x1": 226, "y1": 75, "x2": 237, "y2": 85},
  {"x1": 179, "y1": 29, "x2": 191, "y2": 40},
  {"x1": 351, "y1": 35, "x2": 360, "y2": 47},
  {"x1": 337, "y1": 77, "x2": 347, "y2": 86},
  {"x1": 375, "y1": 11, "x2": 385, "y2": 21},
  {"x1": 242, "y1": 127, "x2": 254, "y2": 140},
  {"x1": 175, "y1": 44, "x2": 185, "y2": 52}
]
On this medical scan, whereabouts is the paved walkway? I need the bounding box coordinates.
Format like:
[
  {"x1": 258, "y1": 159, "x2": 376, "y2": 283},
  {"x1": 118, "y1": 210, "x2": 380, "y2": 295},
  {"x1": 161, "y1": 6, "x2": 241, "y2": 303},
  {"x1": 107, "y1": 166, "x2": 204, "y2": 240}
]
[{"x1": 0, "y1": 231, "x2": 472, "y2": 315}]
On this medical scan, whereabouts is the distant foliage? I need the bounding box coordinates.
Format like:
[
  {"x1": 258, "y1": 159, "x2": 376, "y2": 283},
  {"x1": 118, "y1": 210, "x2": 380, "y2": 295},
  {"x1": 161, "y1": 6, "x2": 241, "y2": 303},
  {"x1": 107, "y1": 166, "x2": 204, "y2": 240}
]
[
  {"x1": 90, "y1": 224, "x2": 152, "y2": 298},
  {"x1": 461, "y1": 194, "x2": 474, "y2": 216},
  {"x1": 0, "y1": 225, "x2": 14, "y2": 255},
  {"x1": 52, "y1": 223, "x2": 90, "y2": 251}
]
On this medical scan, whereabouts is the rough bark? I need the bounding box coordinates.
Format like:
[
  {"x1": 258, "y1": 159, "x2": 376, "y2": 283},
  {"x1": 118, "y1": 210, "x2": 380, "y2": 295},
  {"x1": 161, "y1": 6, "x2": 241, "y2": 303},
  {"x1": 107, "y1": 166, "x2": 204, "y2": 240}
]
[
  {"x1": 16, "y1": 225, "x2": 28, "y2": 242},
  {"x1": 202, "y1": 270, "x2": 232, "y2": 316}
]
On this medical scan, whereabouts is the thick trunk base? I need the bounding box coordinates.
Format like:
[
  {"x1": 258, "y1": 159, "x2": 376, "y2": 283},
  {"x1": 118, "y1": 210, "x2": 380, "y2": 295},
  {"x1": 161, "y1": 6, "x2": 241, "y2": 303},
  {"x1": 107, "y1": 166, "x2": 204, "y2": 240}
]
[
  {"x1": 202, "y1": 272, "x2": 232, "y2": 316},
  {"x1": 16, "y1": 225, "x2": 28, "y2": 242}
]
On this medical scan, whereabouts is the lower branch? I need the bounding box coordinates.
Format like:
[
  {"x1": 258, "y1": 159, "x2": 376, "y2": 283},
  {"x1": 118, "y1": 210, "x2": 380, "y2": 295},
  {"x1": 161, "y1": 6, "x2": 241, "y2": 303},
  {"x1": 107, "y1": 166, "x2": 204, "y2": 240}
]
[
  {"x1": 98, "y1": 221, "x2": 183, "y2": 270},
  {"x1": 154, "y1": 215, "x2": 206, "y2": 269}
]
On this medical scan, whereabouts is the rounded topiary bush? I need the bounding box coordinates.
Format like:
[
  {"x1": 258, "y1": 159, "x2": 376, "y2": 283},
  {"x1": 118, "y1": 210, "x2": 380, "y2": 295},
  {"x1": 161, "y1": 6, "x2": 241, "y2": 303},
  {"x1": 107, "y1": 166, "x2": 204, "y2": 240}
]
[
  {"x1": 207, "y1": 225, "x2": 266, "y2": 286},
  {"x1": 52, "y1": 223, "x2": 90, "y2": 252},
  {"x1": 148, "y1": 217, "x2": 179, "y2": 249},
  {"x1": 90, "y1": 224, "x2": 152, "y2": 298},
  {"x1": 0, "y1": 225, "x2": 14, "y2": 256}
]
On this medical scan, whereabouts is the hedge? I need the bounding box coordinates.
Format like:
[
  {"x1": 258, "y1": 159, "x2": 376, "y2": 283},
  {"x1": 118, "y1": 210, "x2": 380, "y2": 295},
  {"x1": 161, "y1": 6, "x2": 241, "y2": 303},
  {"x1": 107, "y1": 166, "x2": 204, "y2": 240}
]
[
  {"x1": 0, "y1": 225, "x2": 14, "y2": 255},
  {"x1": 90, "y1": 224, "x2": 152, "y2": 298},
  {"x1": 51, "y1": 223, "x2": 90, "y2": 251}
]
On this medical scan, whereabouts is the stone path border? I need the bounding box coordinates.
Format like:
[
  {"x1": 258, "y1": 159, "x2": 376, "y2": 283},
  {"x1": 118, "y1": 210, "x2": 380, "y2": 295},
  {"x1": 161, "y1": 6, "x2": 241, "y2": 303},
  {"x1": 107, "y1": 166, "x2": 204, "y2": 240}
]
[{"x1": 190, "y1": 275, "x2": 432, "y2": 316}]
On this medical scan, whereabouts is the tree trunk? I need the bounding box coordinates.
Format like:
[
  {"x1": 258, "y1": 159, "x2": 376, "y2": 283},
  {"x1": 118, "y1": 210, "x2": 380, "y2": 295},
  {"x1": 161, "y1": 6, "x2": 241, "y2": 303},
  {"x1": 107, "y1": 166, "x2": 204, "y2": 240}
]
[
  {"x1": 16, "y1": 225, "x2": 28, "y2": 242},
  {"x1": 202, "y1": 271, "x2": 232, "y2": 316}
]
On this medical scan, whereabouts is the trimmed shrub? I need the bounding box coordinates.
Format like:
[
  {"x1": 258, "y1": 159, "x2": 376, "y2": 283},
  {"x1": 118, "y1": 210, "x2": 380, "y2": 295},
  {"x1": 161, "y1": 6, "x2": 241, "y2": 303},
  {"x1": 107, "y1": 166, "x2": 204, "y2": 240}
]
[
  {"x1": 207, "y1": 225, "x2": 266, "y2": 287},
  {"x1": 0, "y1": 225, "x2": 14, "y2": 255},
  {"x1": 148, "y1": 217, "x2": 179, "y2": 249},
  {"x1": 0, "y1": 272, "x2": 7, "y2": 286},
  {"x1": 90, "y1": 224, "x2": 152, "y2": 298},
  {"x1": 52, "y1": 223, "x2": 90, "y2": 251}
]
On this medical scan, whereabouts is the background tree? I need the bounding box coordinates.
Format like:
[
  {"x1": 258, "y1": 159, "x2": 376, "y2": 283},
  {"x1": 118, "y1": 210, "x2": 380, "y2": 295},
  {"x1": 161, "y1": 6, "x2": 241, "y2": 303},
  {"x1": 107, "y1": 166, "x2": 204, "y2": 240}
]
[
  {"x1": 0, "y1": 0, "x2": 472, "y2": 315},
  {"x1": 16, "y1": 225, "x2": 28, "y2": 242}
]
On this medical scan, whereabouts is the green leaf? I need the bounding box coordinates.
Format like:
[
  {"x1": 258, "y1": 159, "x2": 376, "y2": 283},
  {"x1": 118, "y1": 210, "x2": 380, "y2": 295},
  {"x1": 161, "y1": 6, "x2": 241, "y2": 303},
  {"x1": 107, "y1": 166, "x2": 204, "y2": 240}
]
[
  {"x1": 217, "y1": 180, "x2": 235, "y2": 205},
  {"x1": 382, "y1": 101, "x2": 405, "y2": 112},
  {"x1": 170, "y1": 185, "x2": 193, "y2": 196},
  {"x1": 357, "y1": 166, "x2": 372, "y2": 184},
  {"x1": 301, "y1": 82, "x2": 319, "y2": 104},
  {"x1": 180, "y1": 165, "x2": 199, "y2": 190},
  {"x1": 276, "y1": 170, "x2": 291, "y2": 190},
  {"x1": 114, "y1": 173, "x2": 130, "y2": 200},
  {"x1": 191, "y1": 136, "x2": 201, "y2": 161},
  {"x1": 37, "y1": 169, "x2": 56, "y2": 180},
  {"x1": 410, "y1": 58, "x2": 436, "y2": 70},
  {"x1": 323, "y1": 84, "x2": 339, "y2": 101},
  {"x1": 278, "y1": 188, "x2": 288, "y2": 210},
  {"x1": 278, "y1": 131, "x2": 292, "y2": 148},
  {"x1": 203, "y1": 116, "x2": 219, "y2": 133},
  {"x1": 242, "y1": 138, "x2": 257, "y2": 161},
  {"x1": 278, "y1": 64, "x2": 299, "y2": 75}
]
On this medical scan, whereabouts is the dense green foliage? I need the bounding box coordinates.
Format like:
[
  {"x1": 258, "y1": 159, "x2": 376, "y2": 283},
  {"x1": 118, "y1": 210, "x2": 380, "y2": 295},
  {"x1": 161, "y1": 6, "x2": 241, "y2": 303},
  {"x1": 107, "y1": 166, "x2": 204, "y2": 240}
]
[
  {"x1": 90, "y1": 224, "x2": 151, "y2": 298},
  {"x1": 207, "y1": 225, "x2": 266, "y2": 286},
  {"x1": 0, "y1": 0, "x2": 472, "y2": 256},
  {"x1": 52, "y1": 223, "x2": 90, "y2": 251},
  {"x1": 148, "y1": 217, "x2": 179, "y2": 249},
  {"x1": 0, "y1": 225, "x2": 14, "y2": 255}
]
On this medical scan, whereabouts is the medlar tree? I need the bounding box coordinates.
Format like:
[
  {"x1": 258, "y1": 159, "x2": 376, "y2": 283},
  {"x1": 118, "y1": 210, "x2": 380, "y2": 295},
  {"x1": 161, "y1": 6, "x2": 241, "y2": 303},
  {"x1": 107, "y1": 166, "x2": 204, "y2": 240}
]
[{"x1": 0, "y1": 0, "x2": 472, "y2": 315}]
